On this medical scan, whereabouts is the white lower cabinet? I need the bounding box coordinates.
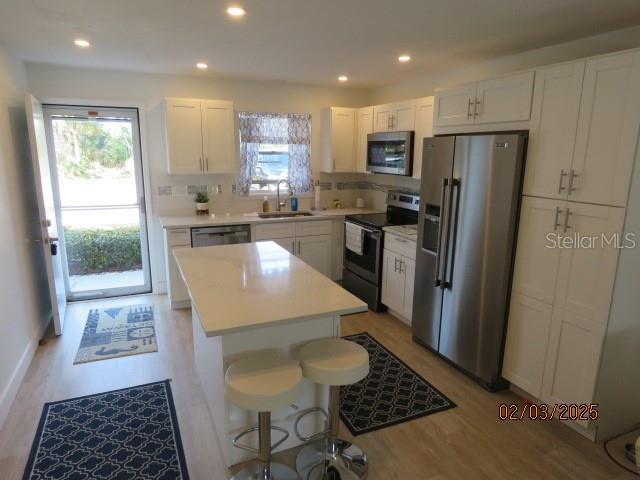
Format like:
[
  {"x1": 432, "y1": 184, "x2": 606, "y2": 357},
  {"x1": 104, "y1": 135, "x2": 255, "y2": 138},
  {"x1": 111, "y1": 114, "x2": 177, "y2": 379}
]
[
  {"x1": 164, "y1": 228, "x2": 192, "y2": 310},
  {"x1": 502, "y1": 292, "x2": 553, "y2": 398},
  {"x1": 381, "y1": 232, "x2": 416, "y2": 323},
  {"x1": 297, "y1": 235, "x2": 332, "y2": 276},
  {"x1": 255, "y1": 220, "x2": 334, "y2": 278},
  {"x1": 271, "y1": 237, "x2": 295, "y2": 254}
]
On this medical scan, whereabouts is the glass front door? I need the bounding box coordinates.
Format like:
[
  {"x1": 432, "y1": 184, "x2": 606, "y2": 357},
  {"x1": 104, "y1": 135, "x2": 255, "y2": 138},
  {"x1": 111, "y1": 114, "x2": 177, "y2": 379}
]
[{"x1": 43, "y1": 106, "x2": 151, "y2": 300}]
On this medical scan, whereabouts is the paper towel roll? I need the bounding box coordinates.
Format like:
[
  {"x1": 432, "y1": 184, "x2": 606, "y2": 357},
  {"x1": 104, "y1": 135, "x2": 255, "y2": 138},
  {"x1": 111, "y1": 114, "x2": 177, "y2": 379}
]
[{"x1": 314, "y1": 185, "x2": 322, "y2": 211}]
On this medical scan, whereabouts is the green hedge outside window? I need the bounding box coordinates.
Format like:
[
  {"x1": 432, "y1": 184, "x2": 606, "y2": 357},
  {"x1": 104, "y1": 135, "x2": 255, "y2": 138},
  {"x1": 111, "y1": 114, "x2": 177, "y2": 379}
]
[{"x1": 64, "y1": 226, "x2": 142, "y2": 275}]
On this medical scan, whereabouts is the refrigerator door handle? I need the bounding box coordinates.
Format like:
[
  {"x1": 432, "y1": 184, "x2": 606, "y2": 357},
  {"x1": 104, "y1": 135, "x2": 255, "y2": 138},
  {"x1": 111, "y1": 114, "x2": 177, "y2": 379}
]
[
  {"x1": 442, "y1": 178, "x2": 460, "y2": 289},
  {"x1": 433, "y1": 177, "x2": 449, "y2": 287}
]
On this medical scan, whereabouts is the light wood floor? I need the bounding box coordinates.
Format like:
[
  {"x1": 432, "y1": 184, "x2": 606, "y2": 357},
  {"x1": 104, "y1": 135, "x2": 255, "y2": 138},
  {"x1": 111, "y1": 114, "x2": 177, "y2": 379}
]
[{"x1": 0, "y1": 294, "x2": 631, "y2": 480}]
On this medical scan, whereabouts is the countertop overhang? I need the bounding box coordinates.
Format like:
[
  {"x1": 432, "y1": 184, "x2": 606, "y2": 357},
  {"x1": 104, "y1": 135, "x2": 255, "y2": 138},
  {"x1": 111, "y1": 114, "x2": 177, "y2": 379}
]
[{"x1": 174, "y1": 241, "x2": 368, "y2": 337}]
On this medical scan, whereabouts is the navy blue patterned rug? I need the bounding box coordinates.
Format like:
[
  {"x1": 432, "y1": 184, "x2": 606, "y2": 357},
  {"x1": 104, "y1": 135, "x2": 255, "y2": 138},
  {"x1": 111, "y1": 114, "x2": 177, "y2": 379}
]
[
  {"x1": 340, "y1": 332, "x2": 456, "y2": 436},
  {"x1": 22, "y1": 381, "x2": 189, "y2": 480}
]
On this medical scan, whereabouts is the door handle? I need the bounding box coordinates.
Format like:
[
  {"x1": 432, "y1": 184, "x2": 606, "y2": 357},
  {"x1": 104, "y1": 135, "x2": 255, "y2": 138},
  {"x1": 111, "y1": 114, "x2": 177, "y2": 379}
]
[
  {"x1": 442, "y1": 178, "x2": 460, "y2": 289},
  {"x1": 205, "y1": 157, "x2": 209, "y2": 171},
  {"x1": 433, "y1": 177, "x2": 448, "y2": 287},
  {"x1": 568, "y1": 169, "x2": 579, "y2": 194},
  {"x1": 394, "y1": 257, "x2": 398, "y2": 273},
  {"x1": 297, "y1": 240, "x2": 301, "y2": 255},
  {"x1": 467, "y1": 99, "x2": 473, "y2": 119},
  {"x1": 563, "y1": 208, "x2": 573, "y2": 233},
  {"x1": 558, "y1": 169, "x2": 568, "y2": 193},
  {"x1": 473, "y1": 99, "x2": 481, "y2": 118},
  {"x1": 553, "y1": 206, "x2": 563, "y2": 231}
]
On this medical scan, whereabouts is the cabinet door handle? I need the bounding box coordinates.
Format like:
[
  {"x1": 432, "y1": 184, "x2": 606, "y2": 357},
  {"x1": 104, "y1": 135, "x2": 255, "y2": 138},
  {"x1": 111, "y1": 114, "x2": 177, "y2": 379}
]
[
  {"x1": 394, "y1": 257, "x2": 399, "y2": 273},
  {"x1": 467, "y1": 99, "x2": 473, "y2": 119},
  {"x1": 399, "y1": 259, "x2": 405, "y2": 274},
  {"x1": 205, "y1": 157, "x2": 209, "y2": 171},
  {"x1": 292, "y1": 240, "x2": 295, "y2": 253},
  {"x1": 297, "y1": 240, "x2": 301, "y2": 254},
  {"x1": 553, "y1": 206, "x2": 563, "y2": 231},
  {"x1": 568, "y1": 169, "x2": 579, "y2": 194},
  {"x1": 563, "y1": 208, "x2": 573, "y2": 233},
  {"x1": 558, "y1": 169, "x2": 568, "y2": 193},
  {"x1": 473, "y1": 99, "x2": 481, "y2": 118}
]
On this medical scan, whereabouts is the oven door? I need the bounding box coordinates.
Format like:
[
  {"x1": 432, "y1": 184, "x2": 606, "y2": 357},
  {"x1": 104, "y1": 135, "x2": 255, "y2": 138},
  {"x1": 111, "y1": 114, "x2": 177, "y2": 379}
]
[
  {"x1": 366, "y1": 131, "x2": 413, "y2": 175},
  {"x1": 343, "y1": 224, "x2": 382, "y2": 284}
]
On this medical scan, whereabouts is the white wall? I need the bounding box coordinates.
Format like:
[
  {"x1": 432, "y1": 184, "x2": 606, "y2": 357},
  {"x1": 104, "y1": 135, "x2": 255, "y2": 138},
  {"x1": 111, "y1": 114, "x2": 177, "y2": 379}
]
[
  {"x1": 372, "y1": 25, "x2": 640, "y2": 103},
  {"x1": 0, "y1": 44, "x2": 51, "y2": 427},
  {"x1": 24, "y1": 63, "x2": 372, "y2": 291}
]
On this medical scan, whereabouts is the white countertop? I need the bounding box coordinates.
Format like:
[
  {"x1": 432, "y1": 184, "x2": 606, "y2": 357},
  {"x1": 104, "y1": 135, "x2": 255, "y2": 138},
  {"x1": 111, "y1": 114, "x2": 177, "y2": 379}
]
[
  {"x1": 174, "y1": 241, "x2": 368, "y2": 336},
  {"x1": 160, "y1": 208, "x2": 382, "y2": 229},
  {"x1": 383, "y1": 225, "x2": 418, "y2": 241}
]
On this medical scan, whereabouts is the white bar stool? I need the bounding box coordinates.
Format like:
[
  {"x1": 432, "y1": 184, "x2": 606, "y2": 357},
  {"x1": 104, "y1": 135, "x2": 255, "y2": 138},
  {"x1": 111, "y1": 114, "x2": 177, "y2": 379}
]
[
  {"x1": 226, "y1": 352, "x2": 303, "y2": 480},
  {"x1": 294, "y1": 338, "x2": 369, "y2": 480}
]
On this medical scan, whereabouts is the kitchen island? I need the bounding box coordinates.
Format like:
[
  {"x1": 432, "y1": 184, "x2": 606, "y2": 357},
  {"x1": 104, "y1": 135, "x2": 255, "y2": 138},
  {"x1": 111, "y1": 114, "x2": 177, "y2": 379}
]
[{"x1": 173, "y1": 241, "x2": 367, "y2": 466}]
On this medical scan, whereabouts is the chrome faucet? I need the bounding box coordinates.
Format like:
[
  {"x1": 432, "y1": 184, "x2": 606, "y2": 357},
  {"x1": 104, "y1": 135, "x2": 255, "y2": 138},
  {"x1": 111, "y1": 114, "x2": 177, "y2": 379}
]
[{"x1": 276, "y1": 179, "x2": 292, "y2": 211}]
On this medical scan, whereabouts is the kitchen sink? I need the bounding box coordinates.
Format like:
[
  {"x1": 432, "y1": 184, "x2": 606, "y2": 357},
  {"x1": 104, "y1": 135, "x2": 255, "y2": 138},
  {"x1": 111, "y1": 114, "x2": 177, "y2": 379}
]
[{"x1": 258, "y1": 211, "x2": 314, "y2": 219}]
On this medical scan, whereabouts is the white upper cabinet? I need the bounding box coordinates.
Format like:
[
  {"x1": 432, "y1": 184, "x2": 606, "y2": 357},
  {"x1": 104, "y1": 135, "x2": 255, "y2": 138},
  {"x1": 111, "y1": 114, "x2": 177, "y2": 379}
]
[
  {"x1": 434, "y1": 83, "x2": 477, "y2": 127},
  {"x1": 201, "y1": 100, "x2": 236, "y2": 173},
  {"x1": 524, "y1": 61, "x2": 585, "y2": 200},
  {"x1": 474, "y1": 72, "x2": 534, "y2": 124},
  {"x1": 165, "y1": 97, "x2": 236, "y2": 175},
  {"x1": 356, "y1": 107, "x2": 374, "y2": 173},
  {"x1": 412, "y1": 96, "x2": 434, "y2": 179},
  {"x1": 165, "y1": 98, "x2": 204, "y2": 174},
  {"x1": 373, "y1": 100, "x2": 416, "y2": 132},
  {"x1": 570, "y1": 51, "x2": 640, "y2": 207},
  {"x1": 322, "y1": 107, "x2": 356, "y2": 173},
  {"x1": 434, "y1": 72, "x2": 533, "y2": 128}
]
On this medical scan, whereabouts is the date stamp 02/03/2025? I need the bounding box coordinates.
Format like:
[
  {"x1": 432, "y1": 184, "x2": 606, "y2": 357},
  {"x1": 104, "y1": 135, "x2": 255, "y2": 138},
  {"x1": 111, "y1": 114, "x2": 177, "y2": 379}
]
[{"x1": 498, "y1": 401, "x2": 599, "y2": 421}]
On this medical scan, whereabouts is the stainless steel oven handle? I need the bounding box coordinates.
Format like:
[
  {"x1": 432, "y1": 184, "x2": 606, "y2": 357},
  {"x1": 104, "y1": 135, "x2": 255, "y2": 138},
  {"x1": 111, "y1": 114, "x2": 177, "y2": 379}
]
[{"x1": 433, "y1": 177, "x2": 448, "y2": 287}]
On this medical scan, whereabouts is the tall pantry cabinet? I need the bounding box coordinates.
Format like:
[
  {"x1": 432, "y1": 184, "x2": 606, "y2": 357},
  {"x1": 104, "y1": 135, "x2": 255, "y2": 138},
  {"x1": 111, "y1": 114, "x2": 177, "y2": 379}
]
[{"x1": 502, "y1": 49, "x2": 640, "y2": 439}]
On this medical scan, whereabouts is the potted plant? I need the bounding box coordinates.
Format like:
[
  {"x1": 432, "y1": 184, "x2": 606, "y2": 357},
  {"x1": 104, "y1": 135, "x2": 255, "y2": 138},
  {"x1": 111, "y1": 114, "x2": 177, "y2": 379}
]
[{"x1": 195, "y1": 191, "x2": 210, "y2": 215}]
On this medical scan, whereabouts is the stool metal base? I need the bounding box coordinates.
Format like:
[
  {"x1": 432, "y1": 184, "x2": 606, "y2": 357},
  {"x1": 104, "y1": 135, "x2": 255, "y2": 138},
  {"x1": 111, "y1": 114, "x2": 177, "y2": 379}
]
[
  {"x1": 295, "y1": 439, "x2": 368, "y2": 480},
  {"x1": 231, "y1": 462, "x2": 301, "y2": 480}
]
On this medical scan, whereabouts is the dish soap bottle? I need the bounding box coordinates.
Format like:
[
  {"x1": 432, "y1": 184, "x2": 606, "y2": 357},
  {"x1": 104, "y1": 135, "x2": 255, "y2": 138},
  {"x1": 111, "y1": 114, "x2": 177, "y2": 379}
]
[{"x1": 262, "y1": 196, "x2": 270, "y2": 213}]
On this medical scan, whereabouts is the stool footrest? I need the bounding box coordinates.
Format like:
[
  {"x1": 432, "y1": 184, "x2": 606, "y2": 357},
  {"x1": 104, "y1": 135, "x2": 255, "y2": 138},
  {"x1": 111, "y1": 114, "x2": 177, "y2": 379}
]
[
  {"x1": 232, "y1": 424, "x2": 290, "y2": 454},
  {"x1": 294, "y1": 407, "x2": 329, "y2": 443}
]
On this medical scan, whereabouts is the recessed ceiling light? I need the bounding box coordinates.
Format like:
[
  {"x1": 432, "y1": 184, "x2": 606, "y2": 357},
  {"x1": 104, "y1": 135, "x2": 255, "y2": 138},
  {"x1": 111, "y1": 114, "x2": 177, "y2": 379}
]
[
  {"x1": 398, "y1": 54, "x2": 411, "y2": 63},
  {"x1": 74, "y1": 39, "x2": 91, "y2": 48},
  {"x1": 226, "y1": 6, "x2": 246, "y2": 17},
  {"x1": 196, "y1": 62, "x2": 208, "y2": 70},
  {"x1": 338, "y1": 75, "x2": 348, "y2": 82}
]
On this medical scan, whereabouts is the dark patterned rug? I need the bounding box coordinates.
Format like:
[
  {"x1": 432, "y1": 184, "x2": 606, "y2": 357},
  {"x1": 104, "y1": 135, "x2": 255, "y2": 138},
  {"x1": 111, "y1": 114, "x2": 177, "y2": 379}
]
[
  {"x1": 74, "y1": 305, "x2": 156, "y2": 364},
  {"x1": 340, "y1": 332, "x2": 456, "y2": 436},
  {"x1": 22, "y1": 381, "x2": 189, "y2": 480}
]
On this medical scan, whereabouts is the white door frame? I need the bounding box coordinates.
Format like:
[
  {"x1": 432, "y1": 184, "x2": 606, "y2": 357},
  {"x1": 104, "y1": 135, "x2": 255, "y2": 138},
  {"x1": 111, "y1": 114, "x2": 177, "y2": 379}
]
[{"x1": 41, "y1": 104, "x2": 152, "y2": 300}]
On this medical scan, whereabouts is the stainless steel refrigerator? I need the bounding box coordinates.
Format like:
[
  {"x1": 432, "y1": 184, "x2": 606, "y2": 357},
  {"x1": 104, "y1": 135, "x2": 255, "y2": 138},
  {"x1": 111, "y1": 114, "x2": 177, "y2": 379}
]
[{"x1": 412, "y1": 133, "x2": 526, "y2": 390}]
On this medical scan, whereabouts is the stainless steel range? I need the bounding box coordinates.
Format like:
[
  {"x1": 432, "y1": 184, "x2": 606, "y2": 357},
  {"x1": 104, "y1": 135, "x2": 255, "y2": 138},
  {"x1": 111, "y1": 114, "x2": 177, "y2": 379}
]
[{"x1": 343, "y1": 191, "x2": 419, "y2": 311}]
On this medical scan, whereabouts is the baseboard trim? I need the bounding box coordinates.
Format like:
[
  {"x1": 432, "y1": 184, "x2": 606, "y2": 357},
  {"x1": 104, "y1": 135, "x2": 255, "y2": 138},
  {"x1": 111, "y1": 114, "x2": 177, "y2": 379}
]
[{"x1": 0, "y1": 315, "x2": 50, "y2": 429}]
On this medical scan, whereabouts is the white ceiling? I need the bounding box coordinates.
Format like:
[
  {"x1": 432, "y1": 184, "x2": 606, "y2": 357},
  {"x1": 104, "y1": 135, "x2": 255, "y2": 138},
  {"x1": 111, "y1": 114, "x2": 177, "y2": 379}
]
[{"x1": 2, "y1": 0, "x2": 640, "y2": 87}]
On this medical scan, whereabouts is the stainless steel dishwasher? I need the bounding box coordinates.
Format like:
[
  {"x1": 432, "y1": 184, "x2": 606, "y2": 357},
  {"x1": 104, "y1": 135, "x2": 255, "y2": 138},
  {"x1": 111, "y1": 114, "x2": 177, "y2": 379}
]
[{"x1": 191, "y1": 225, "x2": 251, "y2": 247}]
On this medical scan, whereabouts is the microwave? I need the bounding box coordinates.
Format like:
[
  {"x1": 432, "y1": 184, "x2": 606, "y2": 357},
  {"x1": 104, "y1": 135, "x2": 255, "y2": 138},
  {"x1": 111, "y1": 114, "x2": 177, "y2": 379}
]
[{"x1": 366, "y1": 131, "x2": 414, "y2": 175}]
